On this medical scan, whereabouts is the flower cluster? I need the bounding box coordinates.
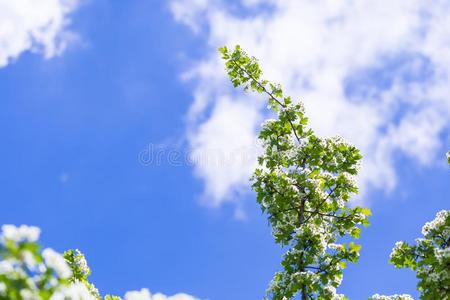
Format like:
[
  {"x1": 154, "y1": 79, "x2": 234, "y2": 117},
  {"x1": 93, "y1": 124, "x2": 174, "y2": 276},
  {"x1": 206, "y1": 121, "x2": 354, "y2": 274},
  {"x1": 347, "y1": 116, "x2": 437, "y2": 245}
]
[
  {"x1": 389, "y1": 210, "x2": 450, "y2": 300},
  {"x1": 63, "y1": 249, "x2": 100, "y2": 298},
  {"x1": 1, "y1": 224, "x2": 40, "y2": 243},
  {"x1": 220, "y1": 45, "x2": 371, "y2": 299},
  {"x1": 421, "y1": 210, "x2": 449, "y2": 237},
  {"x1": 0, "y1": 224, "x2": 91, "y2": 299},
  {"x1": 0, "y1": 225, "x2": 198, "y2": 300}
]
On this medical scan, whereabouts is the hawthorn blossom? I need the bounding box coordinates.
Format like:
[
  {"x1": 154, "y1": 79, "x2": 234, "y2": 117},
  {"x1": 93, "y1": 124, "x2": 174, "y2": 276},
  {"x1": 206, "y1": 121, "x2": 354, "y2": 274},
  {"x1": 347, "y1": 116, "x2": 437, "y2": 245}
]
[
  {"x1": 50, "y1": 282, "x2": 96, "y2": 300},
  {"x1": 390, "y1": 210, "x2": 450, "y2": 299},
  {"x1": 1, "y1": 224, "x2": 40, "y2": 243},
  {"x1": 43, "y1": 248, "x2": 72, "y2": 279}
]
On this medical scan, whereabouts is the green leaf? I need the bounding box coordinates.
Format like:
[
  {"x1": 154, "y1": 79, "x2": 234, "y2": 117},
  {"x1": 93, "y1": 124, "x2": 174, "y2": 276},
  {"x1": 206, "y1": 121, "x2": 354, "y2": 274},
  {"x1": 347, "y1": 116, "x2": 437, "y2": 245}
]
[{"x1": 361, "y1": 207, "x2": 372, "y2": 217}]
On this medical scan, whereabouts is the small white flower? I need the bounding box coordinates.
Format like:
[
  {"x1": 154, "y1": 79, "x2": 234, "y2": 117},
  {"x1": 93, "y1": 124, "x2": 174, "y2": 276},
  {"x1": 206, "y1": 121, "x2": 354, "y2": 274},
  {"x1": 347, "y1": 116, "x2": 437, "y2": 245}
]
[
  {"x1": 49, "y1": 277, "x2": 58, "y2": 288},
  {"x1": 38, "y1": 263, "x2": 47, "y2": 273},
  {"x1": 50, "y1": 282, "x2": 96, "y2": 300},
  {"x1": 43, "y1": 248, "x2": 71, "y2": 279},
  {"x1": 421, "y1": 210, "x2": 449, "y2": 236},
  {"x1": 324, "y1": 284, "x2": 336, "y2": 295},
  {"x1": 0, "y1": 259, "x2": 14, "y2": 274},
  {"x1": 23, "y1": 250, "x2": 37, "y2": 270},
  {"x1": 20, "y1": 288, "x2": 39, "y2": 300},
  {"x1": 0, "y1": 282, "x2": 6, "y2": 295},
  {"x1": 74, "y1": 249, "x2": 90, "y2": 276},
  {"x1": 261, "y1": 118, "x2": 277, "y2": 127}
]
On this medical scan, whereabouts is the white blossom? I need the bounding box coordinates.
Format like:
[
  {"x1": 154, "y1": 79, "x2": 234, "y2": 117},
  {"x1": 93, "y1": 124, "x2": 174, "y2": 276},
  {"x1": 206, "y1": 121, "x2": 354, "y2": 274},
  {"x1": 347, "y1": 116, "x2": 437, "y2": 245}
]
[
  {"x1": 23, "y1": 250, "x2": 37, "y2": 270},
  {"x1": 73, "y1": 249, "x2": 90, "y2": 276},
  {"x1": 20, "y1": 288, "x2": 39, "y2": 300},
  {"x1": 0, "y1": 259, "x2": 14, "y2": 274},
  {"x1": 42, "y1": 248, "x2": 71, "y2": 279},
  {"x1": 261, "y1": 118, "x2": 277, "y2": 128},
  {"x1": 421, "y1": 210, "x2": 449, "y2": 236},
  {"x1": 50, "y1": 282, "x2": 96, "y2": 300},
  {"x1": 390, "y1": 241, "x2": 406, "y2": 259},
  {"x1": 435, "y1": 247, "x2": 450, "y2": 264},
  {"x1": 1, "y1": 225, "x2": 40, "y2": 243},
  {"x1": 0, "y1": 282, "x2": 6, "y2": 295}
]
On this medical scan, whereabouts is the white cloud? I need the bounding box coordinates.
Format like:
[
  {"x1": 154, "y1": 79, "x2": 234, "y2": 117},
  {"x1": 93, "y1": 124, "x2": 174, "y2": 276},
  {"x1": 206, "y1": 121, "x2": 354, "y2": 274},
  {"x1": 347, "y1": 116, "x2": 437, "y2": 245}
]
[
  {"x1": 0, "y1": 0, "x2": 80, "y2": 67},
  {"x1": 189, "y1": 95, "x2": 261, "y2": 207},
  {"x1": 124, "y1": 288, "x2": 198, "y2": 300},
  {"x1": 171, "y1": 0, "x2": 450, "y2": 206}
]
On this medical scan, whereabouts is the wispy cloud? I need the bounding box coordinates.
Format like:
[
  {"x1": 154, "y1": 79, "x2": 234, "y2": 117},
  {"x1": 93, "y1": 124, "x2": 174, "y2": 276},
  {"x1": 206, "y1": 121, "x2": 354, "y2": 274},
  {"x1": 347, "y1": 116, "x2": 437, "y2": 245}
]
[
  {"x1": 171, "y1": 0, "x2": 450, "y2": 206},
  {"x1": 0, "y1": 0, "x2": 80, "y2": 67}
]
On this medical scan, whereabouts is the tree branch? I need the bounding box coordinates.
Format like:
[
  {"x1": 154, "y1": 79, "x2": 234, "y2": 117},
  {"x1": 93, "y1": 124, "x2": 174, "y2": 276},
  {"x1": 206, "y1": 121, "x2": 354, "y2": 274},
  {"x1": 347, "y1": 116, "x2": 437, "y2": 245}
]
[{"x1": 228, "y1": 58, "x2": 302, "y2": 143}]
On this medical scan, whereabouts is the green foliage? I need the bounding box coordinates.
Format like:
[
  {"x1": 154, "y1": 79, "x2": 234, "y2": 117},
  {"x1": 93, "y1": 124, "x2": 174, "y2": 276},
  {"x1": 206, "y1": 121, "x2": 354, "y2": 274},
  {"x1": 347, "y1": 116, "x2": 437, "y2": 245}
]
[
  {"x1": 220, "y1": 45, "x2": 371, "y2": 299},
  {"x1": 104, "y1": 296, "x2": 122, "y2": 300},
  {"x1": 389, "y1": 210, "x2": 450, "y2": 300}
]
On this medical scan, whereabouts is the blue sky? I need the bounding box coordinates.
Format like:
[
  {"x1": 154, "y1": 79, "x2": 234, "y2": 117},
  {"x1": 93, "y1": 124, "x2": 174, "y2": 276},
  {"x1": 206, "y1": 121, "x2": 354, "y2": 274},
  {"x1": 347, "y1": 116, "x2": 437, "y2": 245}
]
[{"x1": 0, "y1": 1, "x2": 449, "y2": 299}]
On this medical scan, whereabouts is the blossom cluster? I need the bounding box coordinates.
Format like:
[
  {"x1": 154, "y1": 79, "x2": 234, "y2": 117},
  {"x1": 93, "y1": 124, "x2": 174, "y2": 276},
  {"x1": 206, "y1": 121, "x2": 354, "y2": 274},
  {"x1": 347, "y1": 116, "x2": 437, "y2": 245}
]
[
  {"x1": 0, "y1": 225, "x2": 198, "y2": 300},
  {"x1": 389, "y1": 210, "x2": 450, "y2": 300},
  {"x1": 0, "y1": 224, "x2": 80, "y2": 300},
  {"x1": 421, "y1": 210, "x2": 449, "y2": 237}
]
